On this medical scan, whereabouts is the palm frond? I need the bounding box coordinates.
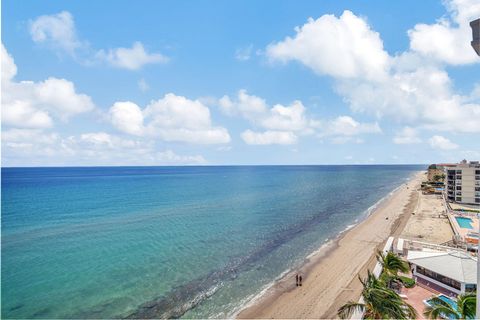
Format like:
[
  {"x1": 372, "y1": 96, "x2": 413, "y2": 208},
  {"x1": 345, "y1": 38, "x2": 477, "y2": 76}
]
[
  {"x1": 337, "y1": 301, "x2": 365, "y2": 319},
  {"x1": 423, "y1": 296, "x2": 460, "y2": 319}
]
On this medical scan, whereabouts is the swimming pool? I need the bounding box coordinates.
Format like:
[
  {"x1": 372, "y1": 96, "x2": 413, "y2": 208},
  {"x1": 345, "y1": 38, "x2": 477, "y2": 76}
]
[
  {"x1": 425, "y1": 295, "x2": 461, "y2": 319},
  {"x1": 456, "y1": 216, "x2": 473, "y2": 229}
]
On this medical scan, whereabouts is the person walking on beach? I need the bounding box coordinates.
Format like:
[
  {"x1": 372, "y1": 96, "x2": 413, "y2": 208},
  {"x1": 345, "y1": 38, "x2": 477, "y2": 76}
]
[
  {"x1": 299, "y1": 275, "x2": 303, "y2": 286},
  {"x1": 295, "y1": 274, "x2": 299, "y2": 286}
]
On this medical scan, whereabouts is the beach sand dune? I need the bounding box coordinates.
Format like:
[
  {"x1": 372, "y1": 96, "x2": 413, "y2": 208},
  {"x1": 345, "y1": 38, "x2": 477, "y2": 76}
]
[{"x1": 238, "y1": 172, "x2": 424, "y2": 319}]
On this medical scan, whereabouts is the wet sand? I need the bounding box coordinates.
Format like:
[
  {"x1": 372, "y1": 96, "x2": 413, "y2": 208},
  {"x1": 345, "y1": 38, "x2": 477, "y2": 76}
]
[{"x1": 237, "y1": 172, "x2": 424, "y2": 319}]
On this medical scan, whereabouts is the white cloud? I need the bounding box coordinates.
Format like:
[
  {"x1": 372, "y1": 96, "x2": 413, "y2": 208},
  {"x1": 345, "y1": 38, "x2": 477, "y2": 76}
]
[
  {"x1": 408, "y1": 0, "x2": 480, "y2": 65},
  {"x1": 313, "y1": 115, "x2": 381, "y2": 144},
  {"x1": 393, "y1": 126, "x2": 422, "y2": 144},
  {"x1": 138, "y1": 78, "x2": 149, "y2": 92},
  {"x1": 34, "y1": 78, "x2": 95, "y2": 119},
  {"x1": 241, "y1": 130, "x2": 297, "y2": 145},
  {"x1": 220, "y1": 90, "x2": 315, "y2": 133},
  {"x1": 219, "y1": 90, "x2": 268, "y2": 119},
  {"x1": 428, "y1": 135, "x2": 459, "y2": 150},
  {"x1": 265, "y1": 8, "x2": 480, "y2": 134},
  {"x1": 1, "y1": 43, "x2": 17, "y2": 82},
  {"x1": 261, "y1": 101, "x2": 310, "y2": 131},
  {"x1": 156, "y1": 150, "x2": 206, "y2": 165},
  {"x1": 220, "y1": 90, "x2": 316, "y2": 145},
  {"x1": 330, "y1": 136, "x2": 364, "y2": 144},
  {"x1": 2, "y1": 129, "x2": 207, "y2": 166},
  {"x1": 96, "y1": 42, "x2": 168, "y2": 70},
  {"x1": 110, "y1": 101, "x2": 145, "y2": 136},
  {"x1": 1, "y1": 44, "x2": 94, "y2": 129},
  {"x1": 2, "y1": 100, "x2": 53, "y2": 129},
  {"x1": 29, "y1": 11, "x2": 82, "y2": 55},
  {"x1": 337, "y1": 65, "x2": 480, "y2": 133},
  {"x1": 235, "y1": 45, "x2": 253, "y2": 61},
  {"x1": 319, "y1": 116, "x2": 381, "y2": 137},
  {"x1": 109, "y1": 93, "x2": 230, "y2": 144},
  {"x1": 221, "y1": 91, "x2": 380, "y2": 145},
  {"x1": 266, "y1": 10, "x2": 390, "y2": 81},
  {"x1": 2, "y1": 128, "x2": 59, "y2": 145},
  {"x1": 29, "y1": 11, "x2": 168, "y2": 70}
]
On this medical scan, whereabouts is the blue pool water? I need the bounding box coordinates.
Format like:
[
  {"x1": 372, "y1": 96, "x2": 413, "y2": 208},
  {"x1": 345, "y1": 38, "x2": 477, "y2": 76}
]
[
  {"x1": 438, "y1": 295, "x2": 457, "y2": 308},
  {"x1": 2, "y1": 165, "x2": 422, "y2": 318},
  {"x1": 456, "y1": 216, "x2": 474, "y2": 229},
  {"x1": 426, "y1": 295, "x2": 465, "y2": 319}
]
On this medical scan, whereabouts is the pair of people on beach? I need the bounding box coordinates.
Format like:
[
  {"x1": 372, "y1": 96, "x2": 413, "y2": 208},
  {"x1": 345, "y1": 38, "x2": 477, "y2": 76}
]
[{"x1": 295, "y1": 274, "x2": 303, "y2": 286}]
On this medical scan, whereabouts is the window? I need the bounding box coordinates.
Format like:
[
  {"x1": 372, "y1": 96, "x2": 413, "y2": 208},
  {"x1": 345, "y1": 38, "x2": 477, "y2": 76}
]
[
  {"x1": 457, "y1": 186, "x2": 462, "y2": 190},
  {"x1": 476, "y1": 187, "x2": 480, "y2": 191},
  {"x1": 456, "y1": 175, "x2": 462, "y2": 179},
  {"x1": 456, "y1": 170, "x2": 462, "y2": 174},
  {"x1": 456, "y1": 197, "x2": 462, "y2": 202},
  {"x1": 416, "y1": 266, "x2": 461, "y2": 290},
  {"x1": 475, "y1": 170, "x2": 480, "y2": 175},
  {"x1": 476, "y1": 198, "x2": 480, "y2": 203},
  {"x1": 466, "y1": 284, "x2": 477, "y2": 292}
]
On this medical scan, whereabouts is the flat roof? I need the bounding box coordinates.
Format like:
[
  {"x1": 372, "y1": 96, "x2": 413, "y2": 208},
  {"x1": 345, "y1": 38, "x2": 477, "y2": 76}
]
[{"x1": 407, "y1": 250, "x2": 477, "y2": 284}]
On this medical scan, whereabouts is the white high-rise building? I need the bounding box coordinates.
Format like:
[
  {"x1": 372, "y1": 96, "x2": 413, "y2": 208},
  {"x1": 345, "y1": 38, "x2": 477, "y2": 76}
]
[{"x1": 445, "y1": 160, "x2": 480, "y2": 205}]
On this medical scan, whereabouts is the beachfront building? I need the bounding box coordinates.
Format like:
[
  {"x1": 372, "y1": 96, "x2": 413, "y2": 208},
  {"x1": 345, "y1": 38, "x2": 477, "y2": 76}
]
[
  {"x1": 407, "y1": 250, "x2": 477, "y2": 295},
  {"x1": 445, "y1": 160, "x2": 480, "y2": 205}
]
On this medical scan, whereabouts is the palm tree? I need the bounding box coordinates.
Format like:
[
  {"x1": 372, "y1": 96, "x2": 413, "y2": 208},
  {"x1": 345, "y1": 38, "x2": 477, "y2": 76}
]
[
  {"x1": 337, "y1": 271, "x2": 417, "y2": 319},
  {"x1": 424, "y1": 293, "x2": 476, "y2": 319},
  {"x1": 376, "y1": 250, "x2": 410, "y2": 289},
  {"x1": 376, "y1": 250, "x2": 409, "y2": 276}
]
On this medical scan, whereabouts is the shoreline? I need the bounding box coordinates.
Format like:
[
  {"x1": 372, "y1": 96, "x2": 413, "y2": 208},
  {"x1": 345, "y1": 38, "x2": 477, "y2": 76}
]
[{"x1": 237, "y1": 171, "x2": 423, "y2": 319}]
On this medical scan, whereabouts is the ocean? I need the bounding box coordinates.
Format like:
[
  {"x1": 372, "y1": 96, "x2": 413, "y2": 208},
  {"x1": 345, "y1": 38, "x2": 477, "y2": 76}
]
[{"x1": 1, "y1": 165, "x2": 423, "y2": 318}]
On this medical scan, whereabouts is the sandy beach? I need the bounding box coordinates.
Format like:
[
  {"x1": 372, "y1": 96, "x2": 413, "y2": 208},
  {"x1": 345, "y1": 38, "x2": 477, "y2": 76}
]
[
  {"x1": 400, "y1": 185, "x2": 454, "y2": 244},
  {"x1": 238, "y1": 171, "x2": 426, "y2": 319}
]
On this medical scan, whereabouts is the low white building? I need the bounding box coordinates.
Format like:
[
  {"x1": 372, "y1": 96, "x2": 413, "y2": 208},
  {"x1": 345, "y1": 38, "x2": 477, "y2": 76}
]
[{"x1": 407, "y1": 250, "x2": 477, "y2": 295}]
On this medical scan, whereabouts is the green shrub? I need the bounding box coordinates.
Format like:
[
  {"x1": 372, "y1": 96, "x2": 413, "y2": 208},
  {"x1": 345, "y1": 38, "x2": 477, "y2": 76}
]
[{"x1": 399, "y1": 276, "x2": 415, "y2": 288}]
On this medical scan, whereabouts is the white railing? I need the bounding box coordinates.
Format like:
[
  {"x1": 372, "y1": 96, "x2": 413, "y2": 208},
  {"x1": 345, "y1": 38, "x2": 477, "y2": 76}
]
[
  {"x1": 350, "y1": 237, "x2": 394, "y2": 319},
  {"x1": 403, "y1": 239, "x2": 467, "y2": 254}
]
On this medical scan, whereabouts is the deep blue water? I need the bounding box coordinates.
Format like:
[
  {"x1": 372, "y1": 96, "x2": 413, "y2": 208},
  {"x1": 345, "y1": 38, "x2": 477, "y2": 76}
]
[{"x1": 1, "y1": 165, "x2": 423, "y2": 318}]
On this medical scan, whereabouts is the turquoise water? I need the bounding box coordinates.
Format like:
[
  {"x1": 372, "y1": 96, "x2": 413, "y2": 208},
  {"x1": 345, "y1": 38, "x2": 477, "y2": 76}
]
[
  {"x1": 2, "y1": 165, "x2": 422, "y2": 318},
  {"x1": 427, "y1": 295, "x2": 465, "y2": 320},
  {"x1": 456, "y1": 216, "x2": 473, "y2": 229}
]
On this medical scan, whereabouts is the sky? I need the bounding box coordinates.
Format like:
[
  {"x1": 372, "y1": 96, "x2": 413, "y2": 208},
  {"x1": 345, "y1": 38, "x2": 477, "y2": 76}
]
[{"x1": 1, "y1": 0, "x2": 480, "y2": 166}]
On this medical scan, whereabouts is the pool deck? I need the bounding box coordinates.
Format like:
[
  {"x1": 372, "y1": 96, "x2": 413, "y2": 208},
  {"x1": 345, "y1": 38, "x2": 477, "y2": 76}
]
[
  {"x1": 400, "y1": 277, "x2": 457, "y2": 319},
  {"x1": 449, "y1": 212, "x2": 479, "y2": 244}
]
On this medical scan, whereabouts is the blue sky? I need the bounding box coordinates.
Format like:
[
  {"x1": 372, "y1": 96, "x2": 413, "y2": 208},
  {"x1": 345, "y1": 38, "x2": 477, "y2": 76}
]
[{"x1": 2, "y1": 0, "x2": 479, "y2": 166}]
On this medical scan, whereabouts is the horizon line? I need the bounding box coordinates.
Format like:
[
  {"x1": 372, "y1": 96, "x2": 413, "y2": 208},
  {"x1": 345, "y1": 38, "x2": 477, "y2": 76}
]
[{"x1": 1, "y1": 163, "x2": 428, "y2": 169}]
